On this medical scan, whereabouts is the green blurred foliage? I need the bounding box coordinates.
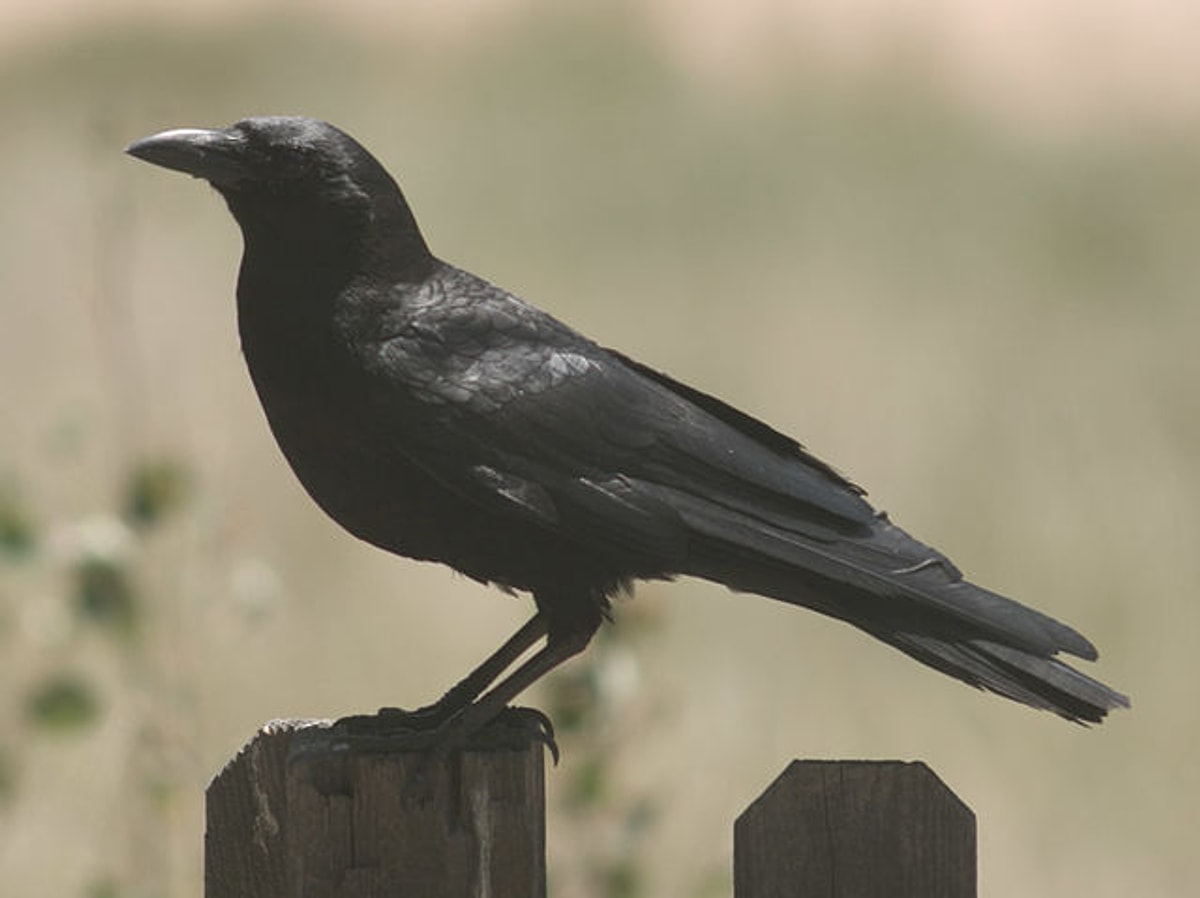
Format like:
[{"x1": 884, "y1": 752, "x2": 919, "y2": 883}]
[
  {"x1": 0, "y1": 445, "x2": 190, "y2": 897},
  {"x1": 123, "y1": 458, "x2": 190, "y2": 530},
  {"x1": 548, "y1": 606, "x2": 667, "y2": 895},
  {"x1": 594, "y1": 858, "x2": 641, "y2": 898},
  {"x1": 0, "y1": 485, "x2": 36, "y2": 559},
  {"x1": 87, "y1": 878, "x2": 122, "y2": 898},
  {"x1": 546, "y1": 664, "x2": 599, "y2": 739},
  {"x1": 0, "y1": 744, "x2": 16, "y2": 804},
  {"x1": 24, "y1": 672, "x2": 101, "y2": 733},
  {"x1": 73, "y1": 556, "x2": 140, "y2": 638},
  {"x1": 563, "y1": 754, "x2": 608, "y2": 809}
]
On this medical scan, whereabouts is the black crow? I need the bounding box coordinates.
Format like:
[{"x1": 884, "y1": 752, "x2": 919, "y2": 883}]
[{"x1": 127, "y1": 116, "x2": 1127, "y2": 746}]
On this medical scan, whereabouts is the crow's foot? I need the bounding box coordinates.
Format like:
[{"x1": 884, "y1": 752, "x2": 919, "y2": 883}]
[{"x1": 330, "y1": 704, "x2": 557, "y2": 762}]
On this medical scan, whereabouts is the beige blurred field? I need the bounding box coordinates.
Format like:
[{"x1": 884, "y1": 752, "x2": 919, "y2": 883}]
[{"x1": 1, "y1": 4, "x2": 1197, "y2": 896}]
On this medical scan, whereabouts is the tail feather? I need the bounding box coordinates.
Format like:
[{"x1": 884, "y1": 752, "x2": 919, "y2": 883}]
[
  {"x1": 885, "y1": 633, "x2": 1129, "y2": 724},
  {"x1": 644, "y1": 480, "x2": 1129, "y2": 722}
]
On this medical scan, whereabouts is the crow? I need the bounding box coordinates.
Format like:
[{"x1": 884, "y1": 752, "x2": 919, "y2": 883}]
[{"x1": 127, "y1": 116, "x2": 1127, "y2": 746}]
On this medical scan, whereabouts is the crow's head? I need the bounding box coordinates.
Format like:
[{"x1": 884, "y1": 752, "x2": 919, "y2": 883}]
[
  {"x1": 128, "y1": 116, "x2": 428, "y2": 270},
  {"x1": 127, "y1": 116, "x2": 380, "y2": 195}
]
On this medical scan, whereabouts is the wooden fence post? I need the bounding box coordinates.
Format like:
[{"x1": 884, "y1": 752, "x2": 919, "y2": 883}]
[
  {"x1": 734, "y1": 760, "x2": 975, "y2": 898},
  {"x1": 205, "y1": 718, "x2": 546, "y2": 898}
]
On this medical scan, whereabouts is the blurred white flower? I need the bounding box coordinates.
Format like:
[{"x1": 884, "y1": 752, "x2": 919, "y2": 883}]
[
  {"x1": 47, "y1": 514, "x2": 134, "y2": 563},
  {"x1": 596, "y1": 644, "x2": 641, "y2": 708},
  {"x1": 230, "y1": 557, "x2": 282, "y2": 620}
]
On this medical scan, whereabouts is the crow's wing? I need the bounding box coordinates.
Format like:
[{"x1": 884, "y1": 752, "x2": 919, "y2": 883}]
[{"x1": 368, "y1": 268, "x2": 1127, "y2": 721}]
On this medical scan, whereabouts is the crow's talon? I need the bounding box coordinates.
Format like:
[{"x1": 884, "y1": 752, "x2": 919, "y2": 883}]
[
  {"x1": 332, "y1": 706, "x2": 439, "y2": 739},
  {"x1": 331, "y1": 704, "x2": 558, "y2": 761},
  {"x1": 487, "y1": 706, "x2": 559, "y2": 763}
]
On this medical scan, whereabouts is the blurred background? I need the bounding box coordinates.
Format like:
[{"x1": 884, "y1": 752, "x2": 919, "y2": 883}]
[{"x1": 1, "y1": 1, "x2": 1196, "y2": 895}]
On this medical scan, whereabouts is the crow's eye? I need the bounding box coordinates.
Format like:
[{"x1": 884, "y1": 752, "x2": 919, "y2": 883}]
[{"x1": 254, "y1": 146, "x2": 310, "y2": 180}]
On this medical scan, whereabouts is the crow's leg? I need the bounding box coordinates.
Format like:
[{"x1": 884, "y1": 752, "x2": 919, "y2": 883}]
[
  {"x1": 336, "y1": 613, "x2": 549, "y2": 734},
  {"x1": 414, "y1": 613, "x2": 549, "y2": 723},
  {"x1": 431, "y1": 614, "x2": 601, "y2": 759}
]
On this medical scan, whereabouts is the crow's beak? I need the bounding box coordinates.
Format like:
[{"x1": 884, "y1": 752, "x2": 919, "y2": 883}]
[{"x1": 126, "y1": 127, "x2": 249, "y2": 184}]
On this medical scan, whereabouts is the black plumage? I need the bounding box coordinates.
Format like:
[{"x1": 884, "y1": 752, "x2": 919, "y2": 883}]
[{"x1": 127, "y1": 116, "x2": 1127, "y2": 741}]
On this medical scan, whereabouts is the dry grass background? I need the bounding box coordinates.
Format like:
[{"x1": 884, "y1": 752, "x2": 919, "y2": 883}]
[{"x1": 0, "y1": 4, "x2": 1196, "y2": 896}]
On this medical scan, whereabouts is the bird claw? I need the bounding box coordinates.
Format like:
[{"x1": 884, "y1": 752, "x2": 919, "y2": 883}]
[
  {"x1": 333, "y1": 705, "x2": 434, "y2": 736},
  {"x1": 462, "y1": 705, "x2": 559, "y2": 764}
]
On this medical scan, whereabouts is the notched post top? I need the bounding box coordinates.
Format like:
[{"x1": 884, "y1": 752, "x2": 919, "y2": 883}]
[{"x1": 734, "y1": 760, "x2": 976, "y2": 898}]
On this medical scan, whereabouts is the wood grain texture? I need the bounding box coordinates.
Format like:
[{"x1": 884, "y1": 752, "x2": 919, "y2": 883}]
[
  {"x1": 205, "y1": 719, "x2": 546, "y2": 898},
  {"x1": 734, "y1": 760, "x2": 975, "y2": 898}
]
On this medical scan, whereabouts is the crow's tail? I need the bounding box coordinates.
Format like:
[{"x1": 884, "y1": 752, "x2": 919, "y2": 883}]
[{"x1": 669, "y1": 491, "x2": 1129, "y2": 723}]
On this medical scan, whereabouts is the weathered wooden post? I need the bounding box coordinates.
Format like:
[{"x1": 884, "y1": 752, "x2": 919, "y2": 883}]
[
  {"x1": 734, "y1": 760, "x2": 976, "y2": 898},
  {"x1": 205, "y1": 718, "x2": 546, "y2": 898}
]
